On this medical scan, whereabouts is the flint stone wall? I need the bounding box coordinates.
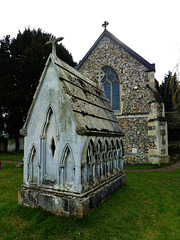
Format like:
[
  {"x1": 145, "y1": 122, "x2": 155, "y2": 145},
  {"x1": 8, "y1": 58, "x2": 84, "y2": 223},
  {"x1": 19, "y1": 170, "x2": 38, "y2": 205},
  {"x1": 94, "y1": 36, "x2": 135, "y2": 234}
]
[
  {"x1": 78, "y1": 36, "x2": 152, "y2": 164},
  {"x1": 117, "y1": 116, "x2": 157, "y2": 164}
]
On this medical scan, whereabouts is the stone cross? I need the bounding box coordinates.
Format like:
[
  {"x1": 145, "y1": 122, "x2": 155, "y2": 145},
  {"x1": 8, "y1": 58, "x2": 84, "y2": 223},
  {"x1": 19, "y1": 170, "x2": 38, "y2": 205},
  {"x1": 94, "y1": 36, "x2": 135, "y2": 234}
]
[
  {"x1": 102, "y1": 21, "x2": 109, "y2": 30},
  {"x1": 95, "y1": 70, "x2": 106, "y2": 82},
  {"x1": 45, "y1": 37, "x2": 64, "y2": 55}
]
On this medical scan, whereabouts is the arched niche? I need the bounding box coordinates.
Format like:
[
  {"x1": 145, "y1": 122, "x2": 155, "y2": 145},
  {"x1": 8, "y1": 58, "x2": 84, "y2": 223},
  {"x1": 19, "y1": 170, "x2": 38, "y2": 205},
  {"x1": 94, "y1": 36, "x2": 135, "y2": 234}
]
[
  {"x1": 116, "y1": 139, "x2": 124, "y2": 170},
  {"x1": 81, "y1": 138, "x2": 94, "y2": 186},
  {"x1": 81, "y1": 137, "x2": 94, "y2": 165},
  {"x1": 94, "y1": 139, "x2": 102, "y2": 180},
  {"x1": 41, "y1": 105, "x2": 59, "y2": 183},
  {"x1": 103, "y1": 139, "x2": 109, "y2": 177},
  {"x1": 61, "y1": 144, "x2": 75, "y2": 188},
  {"x1": 27, "y1": 144, "x2": 38, "y2": 183}
]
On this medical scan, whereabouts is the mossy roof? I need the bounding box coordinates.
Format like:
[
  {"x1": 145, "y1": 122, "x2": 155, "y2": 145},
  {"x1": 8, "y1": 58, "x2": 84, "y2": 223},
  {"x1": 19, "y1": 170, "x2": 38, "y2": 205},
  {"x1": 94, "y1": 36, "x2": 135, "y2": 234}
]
[
  {"x1": 54, "y1": 55, "x2": 124, "y2": 137},
  {"x1": 22, "y1": 53, "x2": 124, "y2": 137}
]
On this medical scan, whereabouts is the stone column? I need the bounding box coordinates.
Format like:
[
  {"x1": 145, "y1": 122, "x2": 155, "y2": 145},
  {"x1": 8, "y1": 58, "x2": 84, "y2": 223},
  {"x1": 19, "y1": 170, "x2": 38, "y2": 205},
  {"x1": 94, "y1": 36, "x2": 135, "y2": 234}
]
[
  {"x1": 59, "y1": 164, "x2": 65, "y2": 187},
  {"x1": 40, "y1": 137, "x2": 45, "y2": 183},
  {"x1": 147, "y1": 94, "x2": 169, "y2": 164}
]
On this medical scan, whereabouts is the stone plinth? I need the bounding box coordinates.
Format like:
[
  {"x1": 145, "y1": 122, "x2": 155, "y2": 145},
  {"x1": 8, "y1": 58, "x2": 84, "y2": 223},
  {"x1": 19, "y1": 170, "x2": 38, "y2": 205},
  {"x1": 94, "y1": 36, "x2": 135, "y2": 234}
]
[{"x1": 18, "y1": 172, "x2": 126, "y2": 217}]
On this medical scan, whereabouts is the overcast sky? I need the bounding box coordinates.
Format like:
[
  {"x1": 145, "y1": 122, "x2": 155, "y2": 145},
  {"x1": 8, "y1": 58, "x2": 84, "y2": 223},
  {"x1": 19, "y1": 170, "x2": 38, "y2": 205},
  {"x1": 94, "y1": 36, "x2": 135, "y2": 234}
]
[{"x1": 1, "y1": 0, "x2": 180, "y2": 83}]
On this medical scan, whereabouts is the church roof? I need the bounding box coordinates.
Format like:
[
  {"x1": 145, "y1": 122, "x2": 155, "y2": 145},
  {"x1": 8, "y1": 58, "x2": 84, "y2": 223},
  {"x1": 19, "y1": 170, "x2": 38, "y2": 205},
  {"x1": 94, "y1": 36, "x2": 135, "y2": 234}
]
[
  {"x1": 77, "y1": 29, "x2": 155, "y2": 72},
  {"x1": 22, "y1": 53, "x2": 124, "y2": 137}
]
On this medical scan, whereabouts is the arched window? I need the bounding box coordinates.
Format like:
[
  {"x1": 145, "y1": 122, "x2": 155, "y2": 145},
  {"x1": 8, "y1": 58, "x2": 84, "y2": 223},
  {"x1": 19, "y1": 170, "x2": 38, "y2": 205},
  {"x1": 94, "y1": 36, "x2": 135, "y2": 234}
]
[
  {"x1": 86, "y1": 140, "x2": 94, "y2": 184},
  {"x1": 63, "y1": 145, "x2": 75, "y2": 186},
  {"x1": 28, "y1": 144, "x2": 38, "y2": 183},
  {"x1": 102, "y1": 66, "x2": 120, "y2": 110}
]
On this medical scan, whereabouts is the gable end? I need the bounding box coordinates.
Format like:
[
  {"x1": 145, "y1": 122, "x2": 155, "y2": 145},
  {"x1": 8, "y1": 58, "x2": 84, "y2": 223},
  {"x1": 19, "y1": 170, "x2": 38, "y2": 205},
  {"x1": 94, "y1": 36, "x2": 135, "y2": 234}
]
[{"x1": 77, "y1": 30, "x2": 155, "y2": 72}]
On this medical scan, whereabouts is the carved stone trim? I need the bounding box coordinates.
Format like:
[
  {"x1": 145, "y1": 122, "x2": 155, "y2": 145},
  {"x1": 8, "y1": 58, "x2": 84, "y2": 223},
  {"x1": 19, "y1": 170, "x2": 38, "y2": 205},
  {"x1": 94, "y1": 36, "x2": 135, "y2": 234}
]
[
  {"x1": 95, "y1": 70, "x2": 106, "y2": 82},
  {"x1": 20, "y1": 128, "x2": 27, "y2": 136}
]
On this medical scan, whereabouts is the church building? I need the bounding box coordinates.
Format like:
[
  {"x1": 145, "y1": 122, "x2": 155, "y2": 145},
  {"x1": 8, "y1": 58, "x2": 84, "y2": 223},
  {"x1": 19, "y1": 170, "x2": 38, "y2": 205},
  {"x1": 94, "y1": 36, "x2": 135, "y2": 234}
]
[
  {"x1": 18, "y1": 37, "x2": 126, "y2": 217},
  {"x1": 77, "y1": 22, "x2": 169, "y2": 165}
]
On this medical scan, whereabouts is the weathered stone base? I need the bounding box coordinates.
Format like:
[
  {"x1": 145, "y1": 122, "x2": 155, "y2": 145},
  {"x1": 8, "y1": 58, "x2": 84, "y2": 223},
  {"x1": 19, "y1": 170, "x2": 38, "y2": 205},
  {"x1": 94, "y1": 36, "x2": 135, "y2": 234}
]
[
  {"x1": 124, "y1": 154, "x2": 148, "y2": 165},
  {"x1": 18, "y1": 172, "x2": 126, "y2": 218},
  {"x1": 125, "y1": 153, "x2": 170, "y2": 165},
  {"x1": 148, "y1": 155, "x2": 170, "y2": 165}
]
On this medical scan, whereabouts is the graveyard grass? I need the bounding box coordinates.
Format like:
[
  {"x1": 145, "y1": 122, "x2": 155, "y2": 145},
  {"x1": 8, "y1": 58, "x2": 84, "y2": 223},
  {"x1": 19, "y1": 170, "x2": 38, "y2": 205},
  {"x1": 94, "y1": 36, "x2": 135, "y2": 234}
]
[
  {"x1": 0, "y1": 162, "x2": 179, "y2": 240},
  {"x1": 0, "y1": 151, "x2": 23, "y2": 162}
]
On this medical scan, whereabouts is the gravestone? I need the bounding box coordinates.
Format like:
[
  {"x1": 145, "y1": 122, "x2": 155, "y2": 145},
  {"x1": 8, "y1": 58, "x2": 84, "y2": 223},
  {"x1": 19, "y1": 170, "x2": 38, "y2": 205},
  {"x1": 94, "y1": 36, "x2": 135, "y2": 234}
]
[
  {"x1": 7, "y1": 139, "x2": 16, "y2": 152},
  {"x1": 0, "y1": 141, "x2": 6, "y2": 151}
]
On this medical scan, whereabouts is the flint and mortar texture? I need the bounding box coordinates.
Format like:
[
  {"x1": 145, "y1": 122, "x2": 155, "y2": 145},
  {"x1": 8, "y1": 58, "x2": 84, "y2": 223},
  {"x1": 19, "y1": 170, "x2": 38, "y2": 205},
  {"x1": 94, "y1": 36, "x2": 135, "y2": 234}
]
[{"x1": 78, "y1": 30, "x2": 169, "y2": 165}]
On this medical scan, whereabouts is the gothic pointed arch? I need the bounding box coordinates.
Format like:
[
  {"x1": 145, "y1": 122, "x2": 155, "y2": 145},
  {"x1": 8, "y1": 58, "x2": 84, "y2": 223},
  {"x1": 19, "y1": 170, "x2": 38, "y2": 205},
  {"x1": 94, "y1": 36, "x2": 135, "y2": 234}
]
[
  {"x1": 86, "y1": 139, "x2": 95, "y2": 164},
  {"x1": 61, "y1": 143, "x2": 74, "y2": 165},
  {"x1": 81, "y1": 137, "x2": 94, "y2": 165},
  {"x1": 27, "y1": 144, "x2": 38, "y2": 183},
  {"x1": 120, "y1": 139, "x2": 124, "y2": 157},
  {"x1": 101, "y1": 138, "x2": 109, "y2": 177},
  {"x1": 41, "y1": 104, "x2": 59, "y2": 138},
  {"x1": 102, "y1": 66, "x2": 121, "y2": 111},
  {"x1": 104, "y1": 139, "x2": 109, "y2": 160},
  {"x1": 41, "y1": 104, "x2": 59, "y2": 182},
  {"x1": 94, "y1": 138, "x2": 102, "y2": 162},
  {"x1": 81, "y1": 138, "x2": 95, "y2": 186},
  {"x1": 94, "y1": 138, "x2": 102, "y2": 180},
  {"x1": 61, "y1": 144, "x2": 75, "y2": 186},
  {"x1": 27, "y1": 144, "x2": 36, "y2": 164}
]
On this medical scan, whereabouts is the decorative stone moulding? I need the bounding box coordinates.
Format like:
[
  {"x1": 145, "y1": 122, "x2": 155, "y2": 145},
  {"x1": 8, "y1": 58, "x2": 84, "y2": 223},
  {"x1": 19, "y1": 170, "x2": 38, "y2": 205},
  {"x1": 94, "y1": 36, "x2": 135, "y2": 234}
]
[{"x1": 19, "y1": 128, "x2": 27, "y2": 136}]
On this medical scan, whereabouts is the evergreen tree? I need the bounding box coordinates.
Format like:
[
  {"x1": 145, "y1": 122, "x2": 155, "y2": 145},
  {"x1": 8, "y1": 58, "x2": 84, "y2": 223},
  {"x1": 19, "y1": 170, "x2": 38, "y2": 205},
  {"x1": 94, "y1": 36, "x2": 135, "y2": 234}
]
[
  {"x1": 159, "y1": 71, "x2": 180, "y2": 111},
  {"x1": 170, "y1": 73, "x2": 180, "y2": 110},
  {"x1": 0, "y1": 28, "x2": 76, "y2": 147}
]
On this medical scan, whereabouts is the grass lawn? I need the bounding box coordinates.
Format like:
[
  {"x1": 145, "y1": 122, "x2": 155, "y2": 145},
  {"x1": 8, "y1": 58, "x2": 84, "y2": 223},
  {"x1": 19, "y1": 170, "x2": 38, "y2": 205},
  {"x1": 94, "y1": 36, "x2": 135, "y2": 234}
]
[
  {"x1": 0, "y1": 151, "x2": 23, "y2": 162},
  {"x1": 0, "y1": 162, "x2": 179, "y2": 240},
  {"x1": 124, "y1": 163, "x2": 173, "y2": 170}
]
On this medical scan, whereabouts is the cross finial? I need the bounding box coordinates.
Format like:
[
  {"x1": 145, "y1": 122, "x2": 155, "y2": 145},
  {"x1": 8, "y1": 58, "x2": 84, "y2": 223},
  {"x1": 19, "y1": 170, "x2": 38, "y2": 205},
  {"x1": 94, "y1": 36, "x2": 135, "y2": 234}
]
[
  {"x1": 45, "y1": 37, "x2": 64, "y2": 55},
  {"x1": 102, "y1": 21, "x2": 109, "y2": 30}
]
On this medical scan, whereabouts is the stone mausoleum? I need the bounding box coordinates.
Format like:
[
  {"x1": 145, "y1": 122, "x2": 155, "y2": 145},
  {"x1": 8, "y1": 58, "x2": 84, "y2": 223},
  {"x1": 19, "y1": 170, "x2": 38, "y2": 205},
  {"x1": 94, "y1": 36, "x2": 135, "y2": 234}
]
[
  {"x1": 18, "y1": 38, "x2": 126, "y2": 217},
  {"x1": 77, "y1": 24, "x2": 169, "y2": 165}
]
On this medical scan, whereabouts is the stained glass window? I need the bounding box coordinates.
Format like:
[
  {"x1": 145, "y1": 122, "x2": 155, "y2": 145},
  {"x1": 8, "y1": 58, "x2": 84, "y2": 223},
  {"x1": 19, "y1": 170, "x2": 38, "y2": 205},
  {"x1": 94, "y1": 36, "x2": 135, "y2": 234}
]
[
  {"x1": 102, "y1": 66, "x2": 120, "y2": 110},
  {"x1": 104, "y1": 82, "x2": 111, "y2": 102},
  {"x1": 112, "y1": 81, "x2": 119, "y2": 110}
]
